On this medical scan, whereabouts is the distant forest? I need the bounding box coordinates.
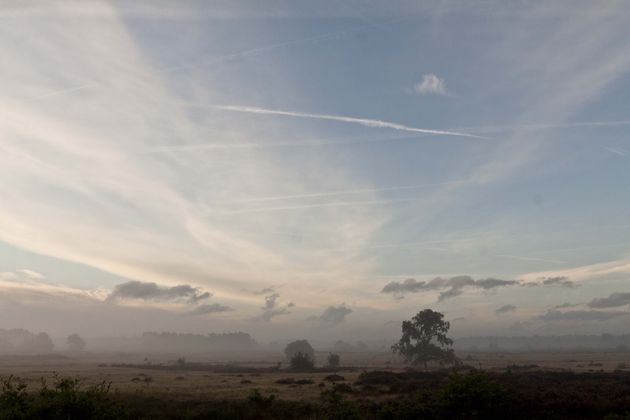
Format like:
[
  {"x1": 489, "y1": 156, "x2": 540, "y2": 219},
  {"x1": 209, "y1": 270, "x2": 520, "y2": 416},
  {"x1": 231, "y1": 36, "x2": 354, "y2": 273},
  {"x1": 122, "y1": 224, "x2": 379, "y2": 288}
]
[
  {"x1": 141, "y1": 332, "x2": 258, "y2": 353},
  {"x1": 455, "y1": 334, "x2": 630, "y2": 351},
  {"x1": 3, "y1": 328, "x2": 630, "y2": 355}
]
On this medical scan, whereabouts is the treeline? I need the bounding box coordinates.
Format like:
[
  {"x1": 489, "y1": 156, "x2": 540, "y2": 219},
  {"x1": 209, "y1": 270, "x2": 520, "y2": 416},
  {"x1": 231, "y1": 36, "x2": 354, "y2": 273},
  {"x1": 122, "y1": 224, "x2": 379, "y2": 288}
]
[
  {"x1": 456, "y1": 333, "x2": 630, "y2": 351},
  {"x1": 0, "y1": 329, "x2": 54, "y2": 354},
  {"x1": 141, "y1": 332, "x2": 258, "y2": 353}
]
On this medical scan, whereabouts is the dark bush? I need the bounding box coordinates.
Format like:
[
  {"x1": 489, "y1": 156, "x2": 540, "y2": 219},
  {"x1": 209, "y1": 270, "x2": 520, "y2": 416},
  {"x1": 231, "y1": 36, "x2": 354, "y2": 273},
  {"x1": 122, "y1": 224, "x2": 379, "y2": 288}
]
[
  {"x1": 438, "y1": 371, "x2": 508, "y2": 418},
  {"x1": 295, "y1": 379, "x2": 314, "y2": 385},
  {"x1": 247, "y1": 389, "x2": 275, "y2": 409}
]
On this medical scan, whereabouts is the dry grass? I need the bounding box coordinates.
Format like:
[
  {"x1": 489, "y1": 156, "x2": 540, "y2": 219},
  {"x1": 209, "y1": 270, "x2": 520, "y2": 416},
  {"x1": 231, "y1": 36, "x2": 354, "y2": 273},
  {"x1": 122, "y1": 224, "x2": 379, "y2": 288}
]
[{"x1": 0, "y1": 349, "x2": 629, "y2": 402}]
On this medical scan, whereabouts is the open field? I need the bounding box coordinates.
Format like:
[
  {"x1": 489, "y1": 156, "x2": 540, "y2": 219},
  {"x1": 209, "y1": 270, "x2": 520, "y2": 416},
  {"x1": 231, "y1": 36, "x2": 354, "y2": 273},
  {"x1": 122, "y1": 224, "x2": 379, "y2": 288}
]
[
  {"x1": 3, "y1": 350, "x2": 630, "y2": 418},
  {"x1": 2, "y1": 349, "x2": 630, "y2": 400}
]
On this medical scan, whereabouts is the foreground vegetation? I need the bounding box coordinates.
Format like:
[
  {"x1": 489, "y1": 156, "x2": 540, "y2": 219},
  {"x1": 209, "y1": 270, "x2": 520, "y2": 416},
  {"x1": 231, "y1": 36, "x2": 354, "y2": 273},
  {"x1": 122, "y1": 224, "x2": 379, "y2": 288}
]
[{"x1": 3, "y1": 367, "x2": 630, "y2": 419}]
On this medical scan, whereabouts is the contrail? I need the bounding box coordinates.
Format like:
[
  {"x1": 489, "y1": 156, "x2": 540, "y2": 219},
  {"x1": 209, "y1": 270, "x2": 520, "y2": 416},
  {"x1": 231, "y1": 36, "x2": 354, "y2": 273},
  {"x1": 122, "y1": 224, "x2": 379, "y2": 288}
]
[
  {"x1": 210, "y1": 105, "x2": 487, "y2": 139},
  {"x1": 32, "y1": 83, "x2": 98, "y2": 100},
  {"x1": 232, "y1": 179, "x2": 467, "y2": 203},
  {"x1": 148, "y1": 133, "x2": 424, "y2": 152},
  {"x1": 452, "y1": 120, "x2": 630, "y2": 134},
  {"x1": 159, "y1": 15, "x2": 413, "y2": 73},
  {"x1": 493, "y1": 254, "x2": 566, "y2": 264},
  {"x1": 605, "y1": 147, "x2": 627, "y2": 156},
  {"x1": 218, "y1": 197, "x2": 424, "y2": 215}
]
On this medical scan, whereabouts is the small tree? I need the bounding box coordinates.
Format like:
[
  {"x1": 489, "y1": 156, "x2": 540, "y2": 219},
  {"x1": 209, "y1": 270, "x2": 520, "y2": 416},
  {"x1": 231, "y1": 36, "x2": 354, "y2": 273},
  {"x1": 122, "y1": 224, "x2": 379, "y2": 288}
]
[
  {"x1": 327, "y1": 353, "x2": 340, "y2": 369},
  {"x1": 32, "y1": 332, "x2": 54, "y2": 353},
  {"x1": 290, "y1": 352, "x2": 314, "y2": 370},
  {"x1": 392, "y1": 309, "x2": 458, "y2": 368},
  {"x1": 284, "y1": 340, "x2": 314, "y2": 362},
  {"x1": 66, "y1": 334, "x2": 86, "y2": 352}
]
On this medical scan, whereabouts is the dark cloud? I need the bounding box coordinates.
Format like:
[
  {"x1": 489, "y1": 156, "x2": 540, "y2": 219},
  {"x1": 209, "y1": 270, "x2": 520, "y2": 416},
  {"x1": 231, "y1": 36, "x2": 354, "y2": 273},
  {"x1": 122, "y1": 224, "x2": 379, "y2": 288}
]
[
  {"x1": 537, "y1": 309, "x2": 630, "y2": 322},
  {"x1": 476, "y1": 278, "x2": 519, "y2": 289},
  {"x1": 554, "y1": 302, "x2": 581, "y2": 309},
  {"x1": 382, "y1": 275, "x2": 574, "y2": 301},
  {"x1": 381, "y1": 278, "x2": 429, "y2": 294},
  {"x1": 106, "y1": 281, "x2": 212, "y2": 304},
  {"x1": 263, "y1": 293, "x2": 280, "y2": 310},
  {"x1": 495, "y1": 304, "x2": 517, "y2": 315},
  {"x1": 438, "y1": 288, "x2": 463, "y2": 302},
  {"x1": 541, "y1": 276, "x2": 575, "y2": 288},
  {"x1": 382, "y1": 275, "x2": 518, "y2": 301},
  {"x1": 317, "y1": 304, "x2": 352, "y2": 325},
  {"x1": 254, "y1": 308, "x2": 290, "y2": 322},
  {"x1": 588, "y1": 292, "x2": 630, "y2": 309},
  {"x1": 188, "y1": 292, "x2": 212, "y2": 304},
  {"x1": 187, "y1": 303, "x2": 233, "y2": 316},
  {"x1": 253, "y1": 293, "x2": 293, "y2": 322}
]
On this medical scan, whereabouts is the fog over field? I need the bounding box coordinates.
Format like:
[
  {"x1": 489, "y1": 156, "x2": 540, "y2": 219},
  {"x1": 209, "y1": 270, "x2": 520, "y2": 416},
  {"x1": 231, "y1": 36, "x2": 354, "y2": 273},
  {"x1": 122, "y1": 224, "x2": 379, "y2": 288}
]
[{"x1": 2, "y1": 0, "x2": 630, "y2": 348}]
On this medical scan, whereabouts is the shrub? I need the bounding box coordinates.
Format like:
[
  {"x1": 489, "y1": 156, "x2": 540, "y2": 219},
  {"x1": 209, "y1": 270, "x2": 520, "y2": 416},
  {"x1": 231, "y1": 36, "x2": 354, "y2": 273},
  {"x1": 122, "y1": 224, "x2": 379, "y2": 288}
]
[
  {"x1": 319, "y1": 387, "x2": 360, "y2": 419},
  {"x1": 438, "y1": 371, "x2": 508, "y2": 418},
  {"x1": 0, "y1": 376, "x2": 28, "y2": 419},
  {"x1": 247, "y1": 389, "x2": 275, "y2": 409}
]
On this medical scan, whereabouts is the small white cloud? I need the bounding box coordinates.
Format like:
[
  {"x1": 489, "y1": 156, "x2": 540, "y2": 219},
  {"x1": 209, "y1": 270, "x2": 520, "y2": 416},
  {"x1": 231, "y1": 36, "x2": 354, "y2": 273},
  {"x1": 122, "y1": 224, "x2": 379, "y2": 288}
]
[{"x1": 410, "y1": 73, "x2": 447, "y2": 96}]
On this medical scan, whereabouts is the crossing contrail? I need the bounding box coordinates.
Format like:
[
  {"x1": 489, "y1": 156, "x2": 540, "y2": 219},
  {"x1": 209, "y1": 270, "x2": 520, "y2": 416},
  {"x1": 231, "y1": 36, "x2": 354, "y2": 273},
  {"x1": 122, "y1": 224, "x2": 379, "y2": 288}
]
[
  {"x1": 452, "y1": 120, "x2": 630, "y2": 134},
  {"x1": 218, "y1": 196, "x2": 424, "y2": 215},
  {"x1": 159, "y1": 15, "x2": 414, "y2": 73},
  {"x1": 232, "y1": 179, "x2": 467, "y2": 203},
  {"x1": 147, "y1": 133, "x2": 424, "y2": 152},
  {"x1": 32, "y1": 83, "x2": 98, "y2": 100}
]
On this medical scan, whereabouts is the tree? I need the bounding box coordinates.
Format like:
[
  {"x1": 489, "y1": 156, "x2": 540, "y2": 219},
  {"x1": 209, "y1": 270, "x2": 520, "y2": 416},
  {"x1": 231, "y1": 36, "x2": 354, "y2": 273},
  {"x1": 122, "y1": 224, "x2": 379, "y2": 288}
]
[
  {"x1": 392, "y1": 309, "x2": 458, "y2": 368},
  {"x1": 66, "y1": 334, "x2": 86, "y2": 352},
  {"x1": 290, "y1": 352, "x2": 315, "y2": 370},
  {"x1": 32, "y1": 333, "x2": 54, "y2": 354},
  {"x1": 327, "y1": 353, "x2": 340, "y2": 369},
  {"x1": 284, "y1": 340, "x2": 314, "y2": 362}
]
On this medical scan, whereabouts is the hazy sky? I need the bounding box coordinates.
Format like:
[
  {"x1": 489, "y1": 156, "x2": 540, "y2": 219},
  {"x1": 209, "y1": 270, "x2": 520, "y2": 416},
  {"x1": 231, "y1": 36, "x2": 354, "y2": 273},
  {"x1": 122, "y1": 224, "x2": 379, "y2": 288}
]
[{"x1": 2, "y1": 0, "x2": 630, "y2": 341}]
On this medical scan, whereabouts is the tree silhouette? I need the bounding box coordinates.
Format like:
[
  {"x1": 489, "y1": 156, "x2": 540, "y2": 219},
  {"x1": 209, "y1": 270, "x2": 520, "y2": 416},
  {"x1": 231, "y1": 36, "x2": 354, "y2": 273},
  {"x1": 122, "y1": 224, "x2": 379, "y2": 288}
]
[
  {"x1": 327, "y1": 353, "x2": 340, "y2": 369},
  {"x1": 284, "y1": 340, "x2": 314, "y2": 362},
  {"x1": 289, "y1": 352, "x2": 314, "y2": 370},
  {"x1": 66, "y1": 334, "x2": 86, "y2": 352},
  {"x1": 392, "y1": 309, "x2": 458, "y2": 368}
]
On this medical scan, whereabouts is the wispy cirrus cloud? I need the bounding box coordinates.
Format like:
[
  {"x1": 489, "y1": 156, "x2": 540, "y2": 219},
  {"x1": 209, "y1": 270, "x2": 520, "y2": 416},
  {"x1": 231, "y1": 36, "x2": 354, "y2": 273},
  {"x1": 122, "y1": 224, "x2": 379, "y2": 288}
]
[{"x1": 0, "y1": 1, "x2": 388, "y2": 313}]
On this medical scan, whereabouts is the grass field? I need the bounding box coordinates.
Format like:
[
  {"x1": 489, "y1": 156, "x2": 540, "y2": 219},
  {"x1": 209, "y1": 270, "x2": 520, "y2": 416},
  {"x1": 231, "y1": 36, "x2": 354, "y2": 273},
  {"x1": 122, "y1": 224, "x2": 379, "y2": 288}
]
[
  {"x1": 1, "y1": 349, "x2": 630, "y2": 400},
  {"x1": 2, "y1": 350, "x2": 630, "y2": 418}
]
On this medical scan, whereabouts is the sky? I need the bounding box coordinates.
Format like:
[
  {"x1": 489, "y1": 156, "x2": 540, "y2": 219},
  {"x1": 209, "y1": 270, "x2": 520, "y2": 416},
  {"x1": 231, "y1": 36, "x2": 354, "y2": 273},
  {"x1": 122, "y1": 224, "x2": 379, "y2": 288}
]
[{"x1": 2, "y1": 0, "x2": 630, "y2": 342}]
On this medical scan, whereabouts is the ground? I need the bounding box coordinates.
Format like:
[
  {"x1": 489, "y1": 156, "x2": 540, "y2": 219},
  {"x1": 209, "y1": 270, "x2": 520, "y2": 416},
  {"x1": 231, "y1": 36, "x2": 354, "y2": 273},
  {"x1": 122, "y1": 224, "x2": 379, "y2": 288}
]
[{"x1": 1, "y1": 349, "x2": 629, "y2": 402}]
